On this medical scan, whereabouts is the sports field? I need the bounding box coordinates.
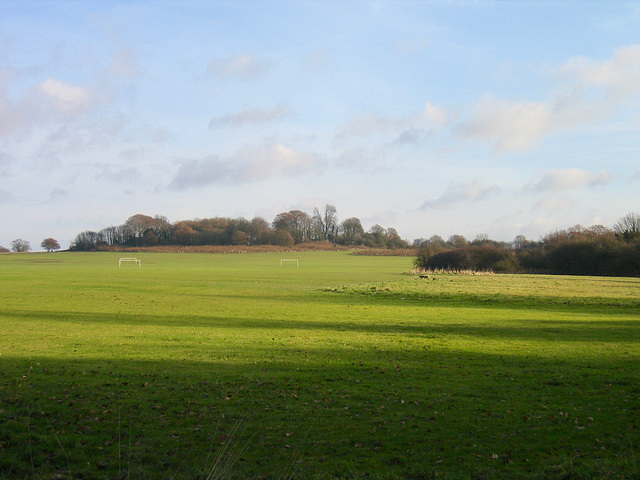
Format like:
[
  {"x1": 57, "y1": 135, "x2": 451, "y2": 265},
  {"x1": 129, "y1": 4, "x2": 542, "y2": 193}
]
[{"x1": 1, "y1": 251, "x2": 639, "y2": 479}]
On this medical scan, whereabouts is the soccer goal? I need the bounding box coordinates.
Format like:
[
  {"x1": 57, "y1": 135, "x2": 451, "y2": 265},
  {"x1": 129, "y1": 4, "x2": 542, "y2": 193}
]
[
  {"x1": 119, "y1": 257, "x2": 141, "y2": 267},
  {"x1": 280, "y1": 259, "x2": 299, "y2": 267}
]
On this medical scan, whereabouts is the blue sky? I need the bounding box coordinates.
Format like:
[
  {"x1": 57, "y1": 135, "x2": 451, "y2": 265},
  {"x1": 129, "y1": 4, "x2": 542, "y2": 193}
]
[{"x1": 1, "y1": 1, "x2": 639, "y2": 250}]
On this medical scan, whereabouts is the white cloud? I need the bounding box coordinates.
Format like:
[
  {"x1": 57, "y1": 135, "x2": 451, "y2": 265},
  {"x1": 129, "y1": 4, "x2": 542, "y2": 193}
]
[
  {"x1": 419, "y1": 180, "x2": 500, "y2": 210},
  {"x1": 560, "y1": 44, "x2": 640, "y2": 99},
  {"x1": 424, "y1": 101, "x2": 448, "y2": 125},
  {"x1": 456, "y1": 44, "x2": 640, "y2": 152},
  {"x1": 457, "y1": 95, "x2": 552, "y2": 151},
  {"x1": 531, "y1": 168, "x2": 612, "y2": 192},
  {"x1": 207, "y1": 54, "x2": 272, "y2": 79},
  {"x1": 0, "y1": 74, "x2": 95, "y2": 137},
  {"x1": 169, "y1": 142, "x2": 317, "y2": 190},
  {"x1": 38, "y1": 78, "x2": 94, "y2": 115},
  {"x1": 209, "y1": 103, "x2": 288, "y2": 128}
]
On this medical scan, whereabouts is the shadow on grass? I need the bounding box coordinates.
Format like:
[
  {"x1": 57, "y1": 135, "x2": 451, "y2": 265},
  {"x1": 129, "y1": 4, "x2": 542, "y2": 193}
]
[
  {"x1": 3, "y1": 307, "x2": 640, "y2": 345},
  {"x1": 2, "y1": 337, "x2": 640, "y2": 479}
]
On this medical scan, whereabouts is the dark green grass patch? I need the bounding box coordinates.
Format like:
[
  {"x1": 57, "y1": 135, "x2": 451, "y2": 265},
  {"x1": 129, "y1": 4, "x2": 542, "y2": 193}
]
[{"x1": 1, "y1": 253, "x2": 639, "y2": 479}]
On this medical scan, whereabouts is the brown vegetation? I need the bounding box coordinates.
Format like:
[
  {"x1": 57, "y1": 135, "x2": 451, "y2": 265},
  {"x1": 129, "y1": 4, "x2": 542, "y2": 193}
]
[{"x1": 97, "y1": 242, "x2": 357, "y2": 254}]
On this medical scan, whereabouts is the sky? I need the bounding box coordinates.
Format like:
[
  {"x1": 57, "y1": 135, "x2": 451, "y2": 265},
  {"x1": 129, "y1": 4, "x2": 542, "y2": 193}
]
[{"x1": 1, "y1": 1, "x2": 640, "y2": 250}]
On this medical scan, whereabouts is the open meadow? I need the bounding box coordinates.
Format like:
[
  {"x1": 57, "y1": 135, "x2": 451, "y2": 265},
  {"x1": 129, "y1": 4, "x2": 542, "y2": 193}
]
[{"x1": 1, "y1": 251, "x2": 639, "y2": 479}]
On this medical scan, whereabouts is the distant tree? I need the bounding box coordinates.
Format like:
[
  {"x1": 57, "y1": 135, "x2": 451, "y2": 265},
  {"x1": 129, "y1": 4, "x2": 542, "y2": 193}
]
[
  {"x1": 385, "y1": 228, "x2": 408, "y2": 248},
  {"x1": 231, "y1": 230, "x2": 249, "y2": 245},
  {"x1": 41, "y1": 238, "x2": 61, "y2": 252},
  {"x1": 98, "y1": 225, "x2": 124, "y2": 245},
  {"x1": 513, "y1": 234, "x2": 529, "y2": 250},
  {"x1": 416, "y1": 244, "x2": 519, "y2": 273},
  {"x1": 473, "y1": 233, "x2": 489, "y2": 244},
  {"x1": 274, "y1": 229, "x2": 294, "y2": 247},
  {"x1": 0, "y1": 246, "x2": 9, "y2": 253},
  {"x1": 71, "y1": 231, "x2": 98, "y2": 251},
  {"x1": 427, "y1": 235, "x2": 446, "y2": 248},
  {"x1": 142, "y1": 230, "x2": 159, "y2": 246},
  {"x1": 273, "y1": 210, "x2": 312, "y2": 243},
  {"x1": 339, "y1": 217, "x2": 364, "y2": 244},
  {"x1": 586, "y1": 225, "x2": 611, "y2": 236},
  {"x1": 368, "y1": 224, "x2": 387, "y2": 247},
  {"x1": 613, "y1": 212, "x2": 640, "y2": 241},
  {"x1": 11, "y1": 239, "x2": 31, "y2": 253},
  {"x1": 312, "y1": 204, "x2": 338, "y2": 241},
  {"x1": 248, "y1": 217, "x2": 271, "y2": 245},
  {"x1": 173, "y1": 221, "x2": 197, "y2": 245},
  {"x1": 152, "y1": 215, "x2": 173, "y2": 243},
  {"x1": 123, "y1": 214, "x2": 156, "y2": 245},
  {"x1": 448, "y1": 234, "x2": 468, "y2": 248}
]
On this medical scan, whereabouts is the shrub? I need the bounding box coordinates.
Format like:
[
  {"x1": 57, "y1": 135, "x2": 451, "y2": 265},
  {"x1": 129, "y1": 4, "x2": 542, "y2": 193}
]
[{"x1": 415, "y1": 245, "x2": 521, "y2": 273}]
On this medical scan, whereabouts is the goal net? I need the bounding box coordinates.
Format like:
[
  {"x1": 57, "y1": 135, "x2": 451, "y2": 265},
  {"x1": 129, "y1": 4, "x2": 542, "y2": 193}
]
[
  {"x1": 119, "y1": 257, "x2": 141, "y2": 267},
  {"x1": 280, "y1": 259, "x2": 299, "y2": 267}
]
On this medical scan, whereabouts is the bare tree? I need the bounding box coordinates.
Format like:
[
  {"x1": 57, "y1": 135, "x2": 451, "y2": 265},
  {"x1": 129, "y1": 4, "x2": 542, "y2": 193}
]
[
  {"x1": 312, "y1": 204, "x2": 338, "y2": 241},
  {"x1": 11, "y1": 239, "x2": 31, "y2": 252},
  {"x1": 448, "y1": 234, "x2": 468, "y2": 248},
  {"x1": 613, "y1": 212, "x2": 640, "y2": 241},
  {"x1": 513, "y1": 234, "x2": 529, "y2": 250}
]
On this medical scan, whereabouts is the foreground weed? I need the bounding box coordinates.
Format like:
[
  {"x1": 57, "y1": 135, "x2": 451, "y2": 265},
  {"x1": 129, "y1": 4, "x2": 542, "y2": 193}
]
[{"x1": 202, "y1": 415, "x2": 255, "y2": 480}]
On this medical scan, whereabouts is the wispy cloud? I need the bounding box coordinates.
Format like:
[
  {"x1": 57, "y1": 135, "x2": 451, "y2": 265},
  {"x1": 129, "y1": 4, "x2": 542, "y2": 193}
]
[
  {"x1": 0, "y1": 189, "x2": 13, "y2": 204},
  {"x1": 337, "y1": 101, "x2": 448, "y2": 140},
  {"x1": 107, "y1": 49, "x2": 142, "y2": 78},
  {"x1": 0, "y1": 151, "x2": 14, "y2": 175},
  {"x1": 531, "y1": 168, "x2": 612, "y2": 192},
  {"x1": 49, "y1": 188, "x2": 69, "y2": 201},
  {"x1": 209, "y1": 103, "x2": 288, "y2": 128},
  {"x1": 95, "y1": 165, "x2": 142, "y2": 183},
  {"x1": 419, "y1": 180, "x2": 500, "y2": 210},
  {"x1": 532, "y1": 196, "x2": 574, "y2": 212},
  {"x1": 169, "y1": 142, "x2": 317, "y2": 190},
  {"x1": 207, "y1": 54, "x2": 272, "y2": 79}
]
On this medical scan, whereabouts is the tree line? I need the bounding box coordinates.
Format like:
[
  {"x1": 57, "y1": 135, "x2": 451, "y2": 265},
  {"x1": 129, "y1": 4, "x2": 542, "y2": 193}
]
[
  {"x1": 69, "y1": 205, "x2": 410, "y2": 251},
  {"x1": 414, "y1": 212, "x2": 640, "y2": 277}
]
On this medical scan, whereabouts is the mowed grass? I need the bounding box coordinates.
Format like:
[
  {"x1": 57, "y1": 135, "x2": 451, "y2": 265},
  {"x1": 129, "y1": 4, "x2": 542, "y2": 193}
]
[{"x1": 1, "y1": 252, "x2": 639, "y2": 480}]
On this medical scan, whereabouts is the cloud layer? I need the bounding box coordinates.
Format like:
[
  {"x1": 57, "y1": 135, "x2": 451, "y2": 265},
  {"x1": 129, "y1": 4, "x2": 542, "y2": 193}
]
[
  {"x1": 209, "y1": 103, "x2": 289, "y2": 128},
  {"x1": 169, "y1": 143, "x2": 317, "y2": 190},
  {"x1": 420, "y1": 181, "x2": 500, "y2": 210}
]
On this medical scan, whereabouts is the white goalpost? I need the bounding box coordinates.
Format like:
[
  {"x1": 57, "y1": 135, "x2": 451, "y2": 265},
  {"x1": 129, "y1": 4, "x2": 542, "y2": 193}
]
[
  {"x1": 280, "y1": 259, "x2": 299, "y2": 267},
  {"x1": 119, "y1": 257, "x2": 141, "y2": 267}
]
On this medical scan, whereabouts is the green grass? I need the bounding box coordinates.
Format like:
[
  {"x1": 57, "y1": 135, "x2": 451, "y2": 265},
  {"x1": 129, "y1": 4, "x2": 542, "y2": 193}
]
[{"x1": 1, "y1": 251, "x2": 639, "y2": 479}]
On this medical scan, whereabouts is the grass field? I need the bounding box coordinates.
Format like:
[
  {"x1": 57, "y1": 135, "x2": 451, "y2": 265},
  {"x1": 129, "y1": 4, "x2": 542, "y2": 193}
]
[{"x1": 1, "y1": 251, "x2": 639, "y2": 479}]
